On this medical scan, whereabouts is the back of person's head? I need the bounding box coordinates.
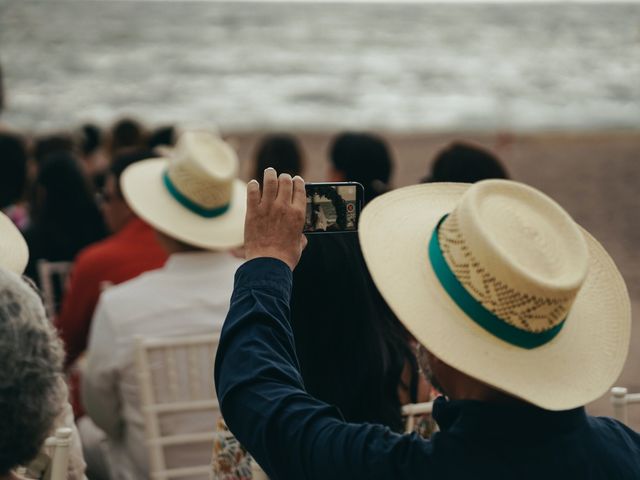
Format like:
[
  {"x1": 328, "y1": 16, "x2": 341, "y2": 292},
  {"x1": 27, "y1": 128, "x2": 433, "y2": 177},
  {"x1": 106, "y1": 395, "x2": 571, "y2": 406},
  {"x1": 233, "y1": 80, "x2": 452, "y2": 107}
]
[
  {"x1": 109, "y1": 117, "x2": 145, "y2": 156},
  {"x1": 0, "y1": 268, "x2": 65, "y2": 476},
  {"x1": 32, "y1": 153, "x2": 105, "y2": 244},
  {"x1": 423, "y1": 142, "x2": 509, "y2": 183},
  {"x1": 329, "y1": 132, "x2": 393, "y2": 204},
  {"x1": 290, "y1": 234, "x2": 418, "y2": 432},
  {"x1": 0, "y1": 132, "x2": 28, "y2": 208},
  {"x1": 253, "y1": 134, "x2": 304, "y2": 183},
  {"x1": 147, "y1": 125, "x2": 175, "y2": 151},
  {"x1": 79, "y1": 123, "x2": 102, "y2": 157},
  {"x1": 33, "y1": 133, "x2": 76, "y2": 167}
]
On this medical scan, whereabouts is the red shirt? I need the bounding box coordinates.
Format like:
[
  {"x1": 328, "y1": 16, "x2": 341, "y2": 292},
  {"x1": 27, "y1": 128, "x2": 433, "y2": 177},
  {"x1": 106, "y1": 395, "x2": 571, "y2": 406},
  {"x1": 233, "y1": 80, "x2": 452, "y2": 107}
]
[{"x1": 55, "y1": 217, "x2": 168, "y2": 368}]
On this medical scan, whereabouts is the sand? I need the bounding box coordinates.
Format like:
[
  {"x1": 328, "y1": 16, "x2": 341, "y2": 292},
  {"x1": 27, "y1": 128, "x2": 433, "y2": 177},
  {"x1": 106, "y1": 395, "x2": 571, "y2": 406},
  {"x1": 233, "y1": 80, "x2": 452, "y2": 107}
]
[{"x1": 227, "y1": 129, "x2": 640, "y2": 425}]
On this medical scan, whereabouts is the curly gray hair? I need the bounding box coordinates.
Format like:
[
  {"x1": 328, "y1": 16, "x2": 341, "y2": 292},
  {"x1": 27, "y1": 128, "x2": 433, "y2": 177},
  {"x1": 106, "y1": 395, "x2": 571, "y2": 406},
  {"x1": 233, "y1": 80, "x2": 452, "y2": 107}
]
[{"x1": 0, "y1": 268, "x2": 66, "y2": 475}]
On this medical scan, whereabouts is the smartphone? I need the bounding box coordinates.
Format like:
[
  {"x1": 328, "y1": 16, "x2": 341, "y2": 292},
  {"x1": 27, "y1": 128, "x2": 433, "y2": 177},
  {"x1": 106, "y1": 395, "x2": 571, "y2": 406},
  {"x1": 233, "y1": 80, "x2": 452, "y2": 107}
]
[{"x1": 304, "y1": 182, "x2": 364, "y2": 234}]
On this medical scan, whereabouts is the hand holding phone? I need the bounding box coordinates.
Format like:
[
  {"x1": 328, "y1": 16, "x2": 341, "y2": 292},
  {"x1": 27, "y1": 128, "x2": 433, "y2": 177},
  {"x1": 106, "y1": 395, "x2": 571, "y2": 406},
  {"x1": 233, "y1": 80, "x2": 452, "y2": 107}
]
[{"x1": 303, "y1": 182, "x2": 364, "y2": 234}]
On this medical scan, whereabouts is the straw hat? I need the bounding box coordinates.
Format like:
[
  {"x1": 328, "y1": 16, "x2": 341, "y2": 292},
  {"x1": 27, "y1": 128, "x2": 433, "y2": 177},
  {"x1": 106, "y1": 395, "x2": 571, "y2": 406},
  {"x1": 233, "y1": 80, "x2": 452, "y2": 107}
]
[
  {"x1": 0, "y1": 211, "x2": 28, "y2": 274},
  {"x1": 359, "y1": 180, "x2": 630, "y2": 411},
  {"x1": 121, "y1": 131, "x2": 246, "y2": 250}
]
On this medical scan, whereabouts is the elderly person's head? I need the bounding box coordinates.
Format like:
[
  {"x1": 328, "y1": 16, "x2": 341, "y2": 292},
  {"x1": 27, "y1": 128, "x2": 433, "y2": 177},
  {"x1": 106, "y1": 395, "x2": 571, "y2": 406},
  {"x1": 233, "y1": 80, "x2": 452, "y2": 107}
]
[{"x1": 0, "y1": 268, "x2": 65, "y2": 478}]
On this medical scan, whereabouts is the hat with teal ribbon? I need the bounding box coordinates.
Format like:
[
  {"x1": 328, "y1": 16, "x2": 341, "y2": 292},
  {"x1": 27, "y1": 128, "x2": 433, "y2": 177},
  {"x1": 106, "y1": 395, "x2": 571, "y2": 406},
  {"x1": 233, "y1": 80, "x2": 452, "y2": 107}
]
[
  {"x1": 359, "y1": 180, "x2": 631, "y2": 411},
  {"x1": 121, "y1": 131, "x2": 247, "y2": 250}
]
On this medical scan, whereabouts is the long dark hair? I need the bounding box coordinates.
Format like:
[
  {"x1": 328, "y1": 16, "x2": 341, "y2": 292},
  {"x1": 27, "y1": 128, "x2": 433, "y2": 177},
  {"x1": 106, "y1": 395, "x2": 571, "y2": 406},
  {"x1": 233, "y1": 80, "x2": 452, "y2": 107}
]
[
  {"x1": 25, "y1": 153, "x2": 106, "y2": 279},
  {"x1": 290, "y1": 234, "x2": 418, "y2": 432}
]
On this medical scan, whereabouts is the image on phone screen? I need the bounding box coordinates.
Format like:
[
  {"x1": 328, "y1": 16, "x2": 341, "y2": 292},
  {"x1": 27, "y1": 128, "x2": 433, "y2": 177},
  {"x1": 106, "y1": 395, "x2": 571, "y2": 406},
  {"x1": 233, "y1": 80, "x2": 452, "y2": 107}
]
[{"x1": 304, "y1": 183, "x2": 362, "y2": 234}]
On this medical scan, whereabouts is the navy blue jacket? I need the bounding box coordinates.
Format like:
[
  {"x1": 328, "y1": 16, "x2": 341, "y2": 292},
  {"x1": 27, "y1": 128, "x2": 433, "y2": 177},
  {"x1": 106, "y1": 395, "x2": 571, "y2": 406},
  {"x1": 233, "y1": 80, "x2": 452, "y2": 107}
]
[{"x1": 214, "y1": 258, "x2": 640, "y2": 479}]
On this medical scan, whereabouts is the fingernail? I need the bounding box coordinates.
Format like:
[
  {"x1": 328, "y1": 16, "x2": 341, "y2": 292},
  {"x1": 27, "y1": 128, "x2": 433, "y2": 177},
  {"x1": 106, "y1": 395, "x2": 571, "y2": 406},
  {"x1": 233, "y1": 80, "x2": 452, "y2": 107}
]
[
  {"x1": 265, "y1": 167, "x2": 276, "y2": 172},
  {"x1": 248, "y1": 179, "x2": 259, "y2": 189}
]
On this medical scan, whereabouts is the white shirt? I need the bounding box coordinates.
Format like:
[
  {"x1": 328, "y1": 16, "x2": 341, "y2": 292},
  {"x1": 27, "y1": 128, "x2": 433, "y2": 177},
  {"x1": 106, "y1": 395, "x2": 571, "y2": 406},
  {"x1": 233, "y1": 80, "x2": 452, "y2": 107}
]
[{"x1": 82, "y1": 251, "x2": 242, "y2": 480}]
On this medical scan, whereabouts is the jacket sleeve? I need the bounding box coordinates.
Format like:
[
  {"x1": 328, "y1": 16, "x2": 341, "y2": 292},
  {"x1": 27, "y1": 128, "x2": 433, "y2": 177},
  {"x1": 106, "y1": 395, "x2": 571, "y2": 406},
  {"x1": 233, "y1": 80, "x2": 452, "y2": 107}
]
[{"x1": 214, "y1": 258, "x2": 435, "y2": 480}]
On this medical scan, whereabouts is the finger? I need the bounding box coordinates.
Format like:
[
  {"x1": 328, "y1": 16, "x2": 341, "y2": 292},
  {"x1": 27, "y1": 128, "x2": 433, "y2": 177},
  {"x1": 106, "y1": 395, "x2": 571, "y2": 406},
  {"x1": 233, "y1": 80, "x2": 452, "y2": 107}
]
[
  {"x1": 246, "y1": 179, "x2": 260, "y2": 211},
  {"x1": 292, "y1": 175, "x2": 306, "y2": 209},
  {"x1": 277, "y1": 173, "x2": 293, "y2": 204},
  {"x1": 261, "y1": 168, "x2": 278, "y2": 204}
]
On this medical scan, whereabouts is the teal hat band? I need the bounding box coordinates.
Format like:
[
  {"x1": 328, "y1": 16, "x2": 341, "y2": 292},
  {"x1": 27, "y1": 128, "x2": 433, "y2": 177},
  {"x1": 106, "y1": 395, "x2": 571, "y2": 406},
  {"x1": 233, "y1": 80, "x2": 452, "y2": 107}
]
[
  {"x1": 428, "y1": 214, "x2": 566, "y2": 350},
  {"x1": 163, "y1": 171, "x2": 230, "y2": 218}
]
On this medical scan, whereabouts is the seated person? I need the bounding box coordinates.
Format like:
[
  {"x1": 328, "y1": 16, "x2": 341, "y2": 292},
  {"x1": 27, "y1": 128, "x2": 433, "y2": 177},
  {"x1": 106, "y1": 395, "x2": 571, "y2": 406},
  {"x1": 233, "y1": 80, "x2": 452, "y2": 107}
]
[
  {"x1": 81, "y1": 131, "x2": 245, "y2": 480},
  {"x1": 55, "y1": 149, "x2": 168, "y2": 369},
  {"x1": 421, "y1": 141, "x2": 509, "y2": 183},
  {"x1": 0, "y1": 212, "x2": 86, "y2": 480},
  {"x1": 215, "y1": 170, "x2": 640, "y2": 479}
]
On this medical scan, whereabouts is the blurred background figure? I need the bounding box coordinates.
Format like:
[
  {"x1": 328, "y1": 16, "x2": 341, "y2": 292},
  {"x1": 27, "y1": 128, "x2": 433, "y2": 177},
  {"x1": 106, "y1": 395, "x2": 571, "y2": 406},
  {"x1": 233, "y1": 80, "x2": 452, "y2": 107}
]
[
  {"x1": 252, "y1": 133, "x2": 304, "y2": 184},
  {"x1": 24, "y1": 153, "x2": 107, "y2": 282},
  {"x1": 33, "y1": 132, "x2": 77, "y2": 168},
  {"x1": 422, "y1": 141, "x2": 509, "y2": 183},
  {"x1": 0, "y1": 131, "x2": 29, "y2": 230},
  {"x1": 78, "y1": 123, "x2": 110, "y2": 190},
  {"x1": 290, "y1": 234, "x2": 431, "y2": 433},
  {"x1": 147, "y1": 125, "x2": 176, "y2": 152},
  {"x1": 108, "y1": 117, "x2": 146, "y2": 158},
  {"x1": 329, "y1": 132, "x2": 393, "y2": 205}
]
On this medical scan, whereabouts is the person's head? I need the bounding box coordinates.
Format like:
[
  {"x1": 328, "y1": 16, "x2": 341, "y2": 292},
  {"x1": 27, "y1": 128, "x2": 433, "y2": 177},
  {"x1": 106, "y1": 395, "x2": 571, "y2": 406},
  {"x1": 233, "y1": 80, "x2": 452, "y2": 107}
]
[
  {"x1": 0, "y1": 267, "x2": 66, "y2": 476},
  {"x1": 120, "y1": 131, "x2": 246, "y2": 253},
  {"x1": 101, "y1": 148, "x2": 155, "y2": 233},
  {"x1": 329, "y1": 132, "x2": 393, "y2": 205},
  {"x1": 33, "y1": 133, "x2": 76, "y2": 168},
  {"x1": 253, "y1": 134, "x2": 304, "y2": 184},
  {"x1": 358, "y1": 179, "x2": 631, "y2": 411},
  {"x1": 109, "y1": 117, "x2": 146, "y2": 156},
  {"x1": 0, "y1": 132, "x2": 28, "y2": 208},
  {"x1": 423, "y1": 142, "x2": 509, "y2": 183},
  {"x1": 79, "y1": 123, "x2": 102, "y2": 157},
  {"x1": 147, "y1": 125, "x2": 176, "y2": 151},
  {"x1": 290, "y1": 234, "x2": 419, "y2": 431}
]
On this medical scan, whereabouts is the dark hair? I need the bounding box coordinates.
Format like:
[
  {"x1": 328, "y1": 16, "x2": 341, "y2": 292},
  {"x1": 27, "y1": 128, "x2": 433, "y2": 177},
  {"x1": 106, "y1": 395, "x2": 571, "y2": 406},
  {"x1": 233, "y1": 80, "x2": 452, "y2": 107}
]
[
  {"x1": 330, "y1": 132, "x2": 393, "y2": 205},
  {"x1": 110, "y1": 117, "x2": 145, "y2": 155},
  {"x1": 253, "y1": 134, "x2": 304, "y2": 183},
  {"x1": 109, "y1": 148, "x2": 155, "y2": 198},
  {"x1": 0, "y1": 132, "x2": 28, "y2": 208},
  {"x1": 423, "y1": 142, "x2": 509, "y2": 183},
  {"x1": 80, "y1": 123, "x2": 102, "y2": 156},
  {"x1": 25, "y1": 153, "x2": 106, "y2": 279},
  {"x1": 147, "y1": 125, "x2": 175, "y2": 150},
  {"x1": 290, "y1": 234, "x2": 419, "y2": 432},
  {"x1": 33, "y1": 133, "x2": 76, "y2": 166}
]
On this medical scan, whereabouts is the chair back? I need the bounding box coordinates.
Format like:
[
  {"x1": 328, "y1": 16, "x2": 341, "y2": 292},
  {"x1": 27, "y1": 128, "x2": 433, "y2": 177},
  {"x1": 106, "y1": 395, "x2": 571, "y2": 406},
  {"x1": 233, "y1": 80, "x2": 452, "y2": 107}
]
[
  {"x1": 37, "y1": 260, "x2": 72, "y2": 318},
  {"x1": 136, "y1": 334, "x2": 221, "y2": 480},
  {"x1": 610, "y1": 387, "x2": 640, "y2": 425},
  {"x1": 401, "y1": 401, "x2": 434, "y2": 434},
  {"x1": 44, "y1": 427, "x2": 73, "y2": 480}
]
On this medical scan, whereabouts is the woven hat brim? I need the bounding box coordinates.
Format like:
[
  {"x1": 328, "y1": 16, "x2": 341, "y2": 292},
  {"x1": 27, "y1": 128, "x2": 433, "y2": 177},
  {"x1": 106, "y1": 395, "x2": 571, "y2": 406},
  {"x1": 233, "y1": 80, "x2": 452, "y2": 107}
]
[
  {"x1": 0, "y1": 212, "x2": 29, "y2": 274},
  {"x1": 121, "y1": 159, "x2": 246, "y2": 250},
  {"x1": 359, "y1": 183, "x2": 631, "y2": 411}
]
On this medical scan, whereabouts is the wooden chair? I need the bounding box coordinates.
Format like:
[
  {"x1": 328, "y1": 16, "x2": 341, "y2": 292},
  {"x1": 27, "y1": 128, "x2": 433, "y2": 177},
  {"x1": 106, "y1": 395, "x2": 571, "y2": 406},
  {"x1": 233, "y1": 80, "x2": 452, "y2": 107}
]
[
  {"x1": 610, "y1": 387, "x2": 640, "y2": 425},
  {"x1": 136, "y1": 334, "x2": 221, "y2": 480},
  {"x1": 36, "y1": 260, "x2": 72, "y2": 318},
  {"x1": 401, "y1": 401, "x2": 434, "y2": 434},
  {"x1": 44, "y1": 427, "x2": 73, "y2": 480}
]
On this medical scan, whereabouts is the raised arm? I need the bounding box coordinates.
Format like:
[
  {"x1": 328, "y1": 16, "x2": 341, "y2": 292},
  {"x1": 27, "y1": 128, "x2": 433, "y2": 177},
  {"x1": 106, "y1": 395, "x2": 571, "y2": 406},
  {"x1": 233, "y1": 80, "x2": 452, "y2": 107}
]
[{"x1": 214, "y1": 169, "x2": 435, "y2": 480}]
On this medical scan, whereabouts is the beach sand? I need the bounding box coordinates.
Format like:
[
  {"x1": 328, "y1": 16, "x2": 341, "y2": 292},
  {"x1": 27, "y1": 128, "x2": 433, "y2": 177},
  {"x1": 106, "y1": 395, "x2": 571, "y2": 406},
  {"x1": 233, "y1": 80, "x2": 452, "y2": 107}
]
[{"x1": 228, "y1": 129, "x2": 640, "y2": 425}]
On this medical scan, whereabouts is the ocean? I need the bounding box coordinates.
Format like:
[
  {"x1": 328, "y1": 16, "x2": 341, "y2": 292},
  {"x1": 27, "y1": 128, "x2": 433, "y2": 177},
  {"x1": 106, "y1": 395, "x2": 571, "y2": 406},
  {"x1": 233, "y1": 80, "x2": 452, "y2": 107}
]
[{"x1": 1, "y1": 0, "x2": 639, "y2": 131}]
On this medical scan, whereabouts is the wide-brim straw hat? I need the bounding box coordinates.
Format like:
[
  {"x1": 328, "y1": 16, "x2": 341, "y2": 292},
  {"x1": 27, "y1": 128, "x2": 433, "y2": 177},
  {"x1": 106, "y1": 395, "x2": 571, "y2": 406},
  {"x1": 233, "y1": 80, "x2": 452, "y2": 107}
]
[
  {"x1": 0, "y1": 211, "x2": 29, "y2": 274},
  {"x1": 121, "y1": 131, "x2": 246, "y2": 250},
  {"x1": 359, "y1": 180, "x2": 630, "y2": 411}
]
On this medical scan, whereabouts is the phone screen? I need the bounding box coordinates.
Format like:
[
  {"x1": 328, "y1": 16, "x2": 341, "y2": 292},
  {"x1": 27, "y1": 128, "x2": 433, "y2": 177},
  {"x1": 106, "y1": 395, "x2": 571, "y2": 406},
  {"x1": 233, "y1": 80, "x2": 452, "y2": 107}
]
[{"x1": 304, "y1": 182, "x2": 363, "y2": 234}]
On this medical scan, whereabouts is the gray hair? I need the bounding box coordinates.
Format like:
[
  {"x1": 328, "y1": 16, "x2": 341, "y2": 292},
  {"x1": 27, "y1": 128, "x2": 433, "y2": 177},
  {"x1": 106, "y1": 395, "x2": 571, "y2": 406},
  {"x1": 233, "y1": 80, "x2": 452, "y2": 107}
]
[{"x1": 0, "y1": 268, "x2": 66, "y2": 475}]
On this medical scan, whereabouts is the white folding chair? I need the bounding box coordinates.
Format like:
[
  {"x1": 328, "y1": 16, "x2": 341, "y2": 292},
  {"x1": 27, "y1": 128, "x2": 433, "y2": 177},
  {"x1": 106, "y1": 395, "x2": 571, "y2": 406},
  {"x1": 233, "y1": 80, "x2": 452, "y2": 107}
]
[
  {"x1": 401, "y1": 401, "x2": 434, "y2": 434},
  {"x1": 44, "y1": 427, "x2": 73, "y2": 480},
  {"x1": 610, "y1": 387, "x2": 640, "y2": 425},
  {"x1": 37, "y1": 260, "x2": 72, "y2": 318},
  {"x1": 136, "y1": 334, "x2": 221, "y2": 480}
]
